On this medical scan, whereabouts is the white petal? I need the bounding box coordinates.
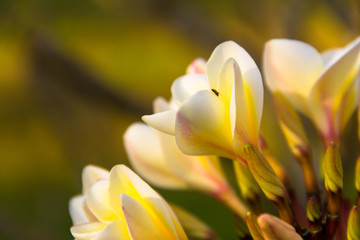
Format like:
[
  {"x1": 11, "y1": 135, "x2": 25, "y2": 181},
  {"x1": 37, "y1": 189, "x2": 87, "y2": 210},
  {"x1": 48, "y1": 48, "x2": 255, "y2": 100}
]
[
  {"x1": 153, "y1": 97, "x2": 178, "y2": 113},
  {"x1": 310, "y1": 37, "x2": 360, "y2": 139},
  {"x1": 158, "y1": 131, "x2": 227, "y2": 193},
  {"x1": 86, "y1": 180, "x2": 118, "y2": 222},
  {"x1": 207, "y1": 41, "x2": 261, "y2": 94},
  {"x1": 263, "y1": 39, "x2": 324, "y2": 115},
  {"x1": 69, "y1": 195, "x2": 89, "y2": 225},
  {"x1": 109, "y1": 165, "x2": 186, "y2": 239},
  {"x1": 92, "y1": 220, "x2": 132, "y2": 240},
  {"x1": 233, "y1": 59, "x2": 263, "y2": 151},
  {"x1": 71, "y1": 222, "x2": 106, "y2": 240},
  {"x1": 124, "y1": 122, "x2": 188, "y2": 189},
  {"x1": 121, "y1": 194, "x2": 174, "y2": 239},
  {"x1": 311, "y1": 37, "x2": 360, "y2": 103},
  {"x1": 218, "y1": 58, "x2": 236, "y2": 100},
  {"x1": 175, "y1": 90, "x2": 236, "y2": 160},
  {"x1": 82, "y1": 165, "x2": 109, "y2": 195},
  {"x1": 108, "y1": 164, "x2": 162, "y2": 217},
  {"x1": 142, "y1": 110, "x2": 177, "y2": 135},
  {"x1": 171, "y1": 74, "x2": 209, "y2": 104}
]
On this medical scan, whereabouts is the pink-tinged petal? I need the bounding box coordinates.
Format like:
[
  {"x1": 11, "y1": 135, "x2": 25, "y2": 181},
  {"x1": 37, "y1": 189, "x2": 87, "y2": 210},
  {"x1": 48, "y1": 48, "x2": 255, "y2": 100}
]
[
  {"x1": 92, "y1": 219, "x2": 132, "y2": 240},
  {"x1": 158, "y1": 130, "x2": 227, "y2": 193},
  {"x1": 233, "y1": 59, "x2": 263, "y2": 151},
  {"x1": 186, "y1": 58, "x2": 206, "y2": 74},
  {"x1": 82, "y1": 165, "x2": 109, "y2": 195},
  {"x1": 175, "y1": 90, "x2": 237, "y2": 160},
  {"x1": 121, "y1": 194, "x2": 162, "y2": 239},
  {"x1": 257, "y1": 214, "x2": 302, "y2": 240},
  {"x1": 86, "y1": 180, "x2": 118, "y2": 222},
  {"x1": 310, "y1": 37, "x2": 360, "y2": 141},
  {"x1": 142, "y1": 110, "x2": 177, "y2": 135},
  {"x1": 263, "y1": 39, "x2": 324, "y2": 116},
  {"x1": 69, "y1": 195, "x2": 89, "y2": 225},
  {"x1": 71, "y1": 222, "x2": 106, "y2": 240},
  {"x1": 171, "y1": 74, "x2": 209, "y2": 104},
  {"x1": 124, "y1": 123, "x2": 188, "y2": 189},
  {"x1": 207, "y1": 41, "x2": 261, "y2": 94}
]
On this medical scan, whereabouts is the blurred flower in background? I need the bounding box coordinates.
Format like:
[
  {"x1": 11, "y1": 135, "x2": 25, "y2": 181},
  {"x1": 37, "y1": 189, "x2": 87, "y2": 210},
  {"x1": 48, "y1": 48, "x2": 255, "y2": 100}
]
[{"x1": 0, "y1": 0, "x2": 359, "y2": 239}]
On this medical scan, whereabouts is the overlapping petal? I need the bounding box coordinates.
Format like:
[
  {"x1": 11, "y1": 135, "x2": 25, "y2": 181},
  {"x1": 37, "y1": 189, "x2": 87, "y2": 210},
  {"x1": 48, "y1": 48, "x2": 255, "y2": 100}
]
[
  {"x1": 264, "y1": 39, "x2": 324, "y2": 116},
  {"x1": 69, "y1": 165, "x2": 188, "y2": 240},
  {"x1": 310, "y1": 37, "x2": 360, "y2": 140},
  {"x1": 264, "y1": 37, "x2": 360, "y2": 143},
  {"x1": 142, "y1": 110, "x2": 177, "y2": 135},
  {"x1": 171, "y1": 74, "x2": 209, "y2": 104},
  {"x1": 175, "y1": 90, "x2": 236, "y2": 159},
  {"x1": 124, "y1": 122, "x2": 188, "y2": 189}
]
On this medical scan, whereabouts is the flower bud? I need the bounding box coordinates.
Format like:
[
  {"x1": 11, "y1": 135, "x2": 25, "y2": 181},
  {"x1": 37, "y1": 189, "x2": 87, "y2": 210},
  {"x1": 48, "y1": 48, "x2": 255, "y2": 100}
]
[
  {"x1": 244, "y1": 145, "x2": 286, "y2": 202},
  {"x1": 257, "y1": 214, "x2": 303, "y2": 240},
  {"x1": 246, "y1": 212, "x2": 264, "y2": 240},
  {"x1": 245, "y1": 145, "x2": 296, "y2": 225},
  {"x1": 347, "y1": 206, "x2": 360, "y2": 240},
  {"x1": 324, "y1": 142, "x2": 343, "y2": 193},
  {"x1": 356, "y1": 157, "x2": 360, "y2": 192},
  {"x1": 306, "y1": 196, "x2": 321, "y2": 223}
]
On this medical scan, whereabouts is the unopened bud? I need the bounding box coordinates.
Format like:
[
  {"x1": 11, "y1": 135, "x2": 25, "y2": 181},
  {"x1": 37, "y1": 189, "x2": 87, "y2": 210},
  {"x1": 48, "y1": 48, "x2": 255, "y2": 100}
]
[
  {"x1": 244, "y1": 145, "x2": 286, "y2": 202},
  {"x1": 306, "y1": 196, "x2": 321, "y2": 223},
  {"x1": 245, "y1": 145, "x2": 296, "y2": 225},
  {"x1": 257, "y1": 214, "x2": 303, "y2": 240},
  {"x1": 324, "y1": 142, "x2": 343, "y2": 193},
  {"x1": 347, "y1": 206, "x2": 360, "y2": 240},
  {"x1": 356, "y1": 157, "x2": 360, "y2": 192},
  {"x1": 246, "y1": 212, "x2": 264, "y2": 240}
]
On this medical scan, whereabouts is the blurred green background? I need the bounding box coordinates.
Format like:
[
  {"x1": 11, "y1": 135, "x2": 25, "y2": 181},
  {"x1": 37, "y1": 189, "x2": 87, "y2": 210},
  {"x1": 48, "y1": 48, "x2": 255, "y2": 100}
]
[{"x1": 0, "y1": 0, "x2": 359, "y2": 239}]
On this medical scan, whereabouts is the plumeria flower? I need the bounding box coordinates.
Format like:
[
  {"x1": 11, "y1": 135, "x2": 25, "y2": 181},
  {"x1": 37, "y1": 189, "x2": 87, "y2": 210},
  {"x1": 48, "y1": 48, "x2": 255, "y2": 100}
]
[
  {"x1": 246, "y1": 213, "x2": 303, "y2": 240},
  {"x1": 69, "y1": 165, "x2": 188, "y2": 240},
  {"x1": 142, "y1": 41, "x2": 264, "y2": 163},
  {"x1": 264, "y1": 37, "x2": 360, "y2": 144},
  {"x1": 124, "y1": 97, "x2": 248, "y2": 219}
]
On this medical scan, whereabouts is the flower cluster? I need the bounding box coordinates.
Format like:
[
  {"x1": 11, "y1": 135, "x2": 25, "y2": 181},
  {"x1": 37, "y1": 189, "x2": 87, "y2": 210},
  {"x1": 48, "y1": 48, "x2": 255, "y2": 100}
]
[{"x1": 69, "y1": 37, "x2": 360, "y2": 240}]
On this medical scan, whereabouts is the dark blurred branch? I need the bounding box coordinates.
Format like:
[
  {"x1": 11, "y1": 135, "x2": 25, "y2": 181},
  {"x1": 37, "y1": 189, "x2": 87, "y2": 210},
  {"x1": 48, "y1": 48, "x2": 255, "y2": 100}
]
[{"x1": 30, "y1": 35, "x2": 151, "y2": 116}]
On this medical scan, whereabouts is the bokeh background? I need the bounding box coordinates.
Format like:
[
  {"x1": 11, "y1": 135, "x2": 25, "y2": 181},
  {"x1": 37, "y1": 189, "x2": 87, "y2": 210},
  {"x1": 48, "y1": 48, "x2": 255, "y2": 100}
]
[{"x1": 0, "y1": 0, "x2": 359, "y2": 239}]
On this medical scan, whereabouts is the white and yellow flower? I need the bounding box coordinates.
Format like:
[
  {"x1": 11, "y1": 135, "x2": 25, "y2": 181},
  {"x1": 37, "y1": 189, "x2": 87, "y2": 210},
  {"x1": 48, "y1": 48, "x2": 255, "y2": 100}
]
[
  {"x1": 264, "y1": 37, "x2": 360, "y2": 143},
  {"x1": 124, "y1": 97, "x2": 248, "y2": 218},
  {"x1": 142, "y1": 41, "x2": 264, "y2": 163},
  {"x1": 69, "y1": 165, "x2": 188, "y2": 240}
]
